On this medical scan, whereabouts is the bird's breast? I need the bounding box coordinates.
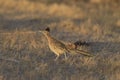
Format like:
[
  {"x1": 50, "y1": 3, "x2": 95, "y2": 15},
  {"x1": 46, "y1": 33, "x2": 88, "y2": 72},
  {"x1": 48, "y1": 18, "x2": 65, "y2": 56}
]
[{"x1": 48, "y1": 42, "x2": 66, "y2": 54}]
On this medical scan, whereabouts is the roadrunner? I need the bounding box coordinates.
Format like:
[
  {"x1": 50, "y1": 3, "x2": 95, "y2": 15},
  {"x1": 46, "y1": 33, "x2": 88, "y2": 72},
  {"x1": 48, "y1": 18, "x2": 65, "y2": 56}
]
[{"x1": 39, "y1": 27, "x2": 93, "y2": 60}]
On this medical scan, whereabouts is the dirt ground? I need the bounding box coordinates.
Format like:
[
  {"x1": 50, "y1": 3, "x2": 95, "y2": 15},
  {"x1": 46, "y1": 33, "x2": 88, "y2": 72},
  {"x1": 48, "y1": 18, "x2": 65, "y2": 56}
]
[{"x1": 0, "y1": 0, "x2": 120, "y2": 80}]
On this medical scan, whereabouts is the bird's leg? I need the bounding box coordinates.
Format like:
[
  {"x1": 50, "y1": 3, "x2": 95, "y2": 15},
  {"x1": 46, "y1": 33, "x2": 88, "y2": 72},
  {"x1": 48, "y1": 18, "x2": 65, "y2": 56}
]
[
  {"x1": 54, "y1": 54, "x2": 59, "y2": 61},
  {"x1": 64, "y1": 53, "x2": 68, "y2": 60}
]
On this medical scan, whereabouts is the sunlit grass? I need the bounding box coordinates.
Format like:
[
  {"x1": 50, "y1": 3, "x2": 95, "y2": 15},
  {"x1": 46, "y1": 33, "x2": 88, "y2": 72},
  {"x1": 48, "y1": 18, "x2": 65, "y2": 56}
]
[{"x1": 0, "y1": 0, "x2": 120, "y2": 80}]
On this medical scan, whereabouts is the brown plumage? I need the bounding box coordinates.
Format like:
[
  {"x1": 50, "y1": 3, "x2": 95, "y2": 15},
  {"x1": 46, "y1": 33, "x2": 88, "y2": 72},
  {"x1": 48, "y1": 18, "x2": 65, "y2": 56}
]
[{"x1": 39, "y1": 27, "x2": 93, "y2": 60}]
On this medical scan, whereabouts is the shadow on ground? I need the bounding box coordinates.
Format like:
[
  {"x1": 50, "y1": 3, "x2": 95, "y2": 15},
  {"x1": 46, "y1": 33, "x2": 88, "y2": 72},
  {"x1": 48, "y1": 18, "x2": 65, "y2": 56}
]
[{"x1": 89, "y1": 42, "x2": 120, "y2": 54}]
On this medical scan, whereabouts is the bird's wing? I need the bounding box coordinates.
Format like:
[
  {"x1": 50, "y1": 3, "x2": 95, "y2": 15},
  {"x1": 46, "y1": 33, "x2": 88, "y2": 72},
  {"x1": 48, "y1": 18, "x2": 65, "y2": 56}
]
[{"x1": 63, "y1": 41, "x2": 93, "y2": 57}]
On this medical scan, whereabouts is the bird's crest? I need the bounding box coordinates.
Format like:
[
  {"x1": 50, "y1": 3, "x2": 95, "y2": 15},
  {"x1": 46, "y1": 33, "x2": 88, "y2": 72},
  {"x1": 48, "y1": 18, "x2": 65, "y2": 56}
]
[{"x1": 45, "y1": 27, "x2": 50, "y2": 32}]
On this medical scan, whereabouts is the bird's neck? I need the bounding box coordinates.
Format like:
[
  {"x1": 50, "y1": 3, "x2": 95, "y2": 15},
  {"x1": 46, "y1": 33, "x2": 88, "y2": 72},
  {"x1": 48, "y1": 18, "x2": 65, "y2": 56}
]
[{"x1": 44, "y1": 33, "x2": 54, "y2": 44}]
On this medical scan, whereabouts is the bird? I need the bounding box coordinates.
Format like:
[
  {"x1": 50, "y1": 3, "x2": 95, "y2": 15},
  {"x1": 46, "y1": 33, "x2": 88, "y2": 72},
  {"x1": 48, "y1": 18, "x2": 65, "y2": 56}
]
[{"x1": 39, "y1": 27, "x2": 93, "y2": 60}]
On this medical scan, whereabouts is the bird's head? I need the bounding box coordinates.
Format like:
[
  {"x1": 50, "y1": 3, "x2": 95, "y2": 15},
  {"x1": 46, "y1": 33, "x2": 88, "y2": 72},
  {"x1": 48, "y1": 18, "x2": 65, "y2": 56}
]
[{"x1": 39, "y1": 27, "x2": 50, "y2": 35}]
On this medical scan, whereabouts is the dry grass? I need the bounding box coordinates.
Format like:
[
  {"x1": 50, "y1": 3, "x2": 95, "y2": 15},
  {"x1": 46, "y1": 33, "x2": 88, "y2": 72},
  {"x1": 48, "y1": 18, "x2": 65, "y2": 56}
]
[
  {"x1": 0, "y1": 0, "x2": 120, "y2": 80},
  {"x1": 0, "y1": 0, "x2": 84, "y2": 19},
  {"x1": 1, "y1": 30, "x2": 42, "y2": 51}
]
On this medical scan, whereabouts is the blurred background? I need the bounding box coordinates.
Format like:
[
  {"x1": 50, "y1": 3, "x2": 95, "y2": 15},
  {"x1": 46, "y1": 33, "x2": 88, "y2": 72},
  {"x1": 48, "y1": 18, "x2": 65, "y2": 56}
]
[{"x1": 0, "y1": 0, "x2": 120, "y2": 80}]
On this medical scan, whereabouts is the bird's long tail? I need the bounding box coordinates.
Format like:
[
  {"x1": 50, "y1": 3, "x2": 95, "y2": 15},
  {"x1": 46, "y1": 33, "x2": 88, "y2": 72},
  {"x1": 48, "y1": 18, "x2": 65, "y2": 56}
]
[
  {"x1": 68, "y1": 49, "x2": 93, "y2": 57},
  {"x1": 75, "y1": 49, "x2": 93, "y2": 57}
]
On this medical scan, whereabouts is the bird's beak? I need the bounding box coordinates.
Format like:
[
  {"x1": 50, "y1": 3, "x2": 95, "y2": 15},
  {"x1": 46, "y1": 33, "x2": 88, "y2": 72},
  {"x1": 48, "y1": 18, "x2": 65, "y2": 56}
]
[
  {"x1": 38, "y1": 30, "x2": 42, "y2": 33},
  {"x1": 37, "y1": 30, "x2": 43, "y2": 34}
]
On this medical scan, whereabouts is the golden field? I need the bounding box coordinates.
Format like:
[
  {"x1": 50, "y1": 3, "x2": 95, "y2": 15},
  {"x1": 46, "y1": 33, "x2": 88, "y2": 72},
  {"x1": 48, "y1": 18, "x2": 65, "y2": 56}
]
[{"x1": 0, "y1": 0, "x2": 120, "y2": 80}]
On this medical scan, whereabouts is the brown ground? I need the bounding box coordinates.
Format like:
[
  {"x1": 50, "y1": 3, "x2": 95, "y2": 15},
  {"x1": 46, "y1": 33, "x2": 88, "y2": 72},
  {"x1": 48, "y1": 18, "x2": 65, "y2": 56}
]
[{"x1": 0, "y1": 0, "x2": 120, "y2": 80}]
